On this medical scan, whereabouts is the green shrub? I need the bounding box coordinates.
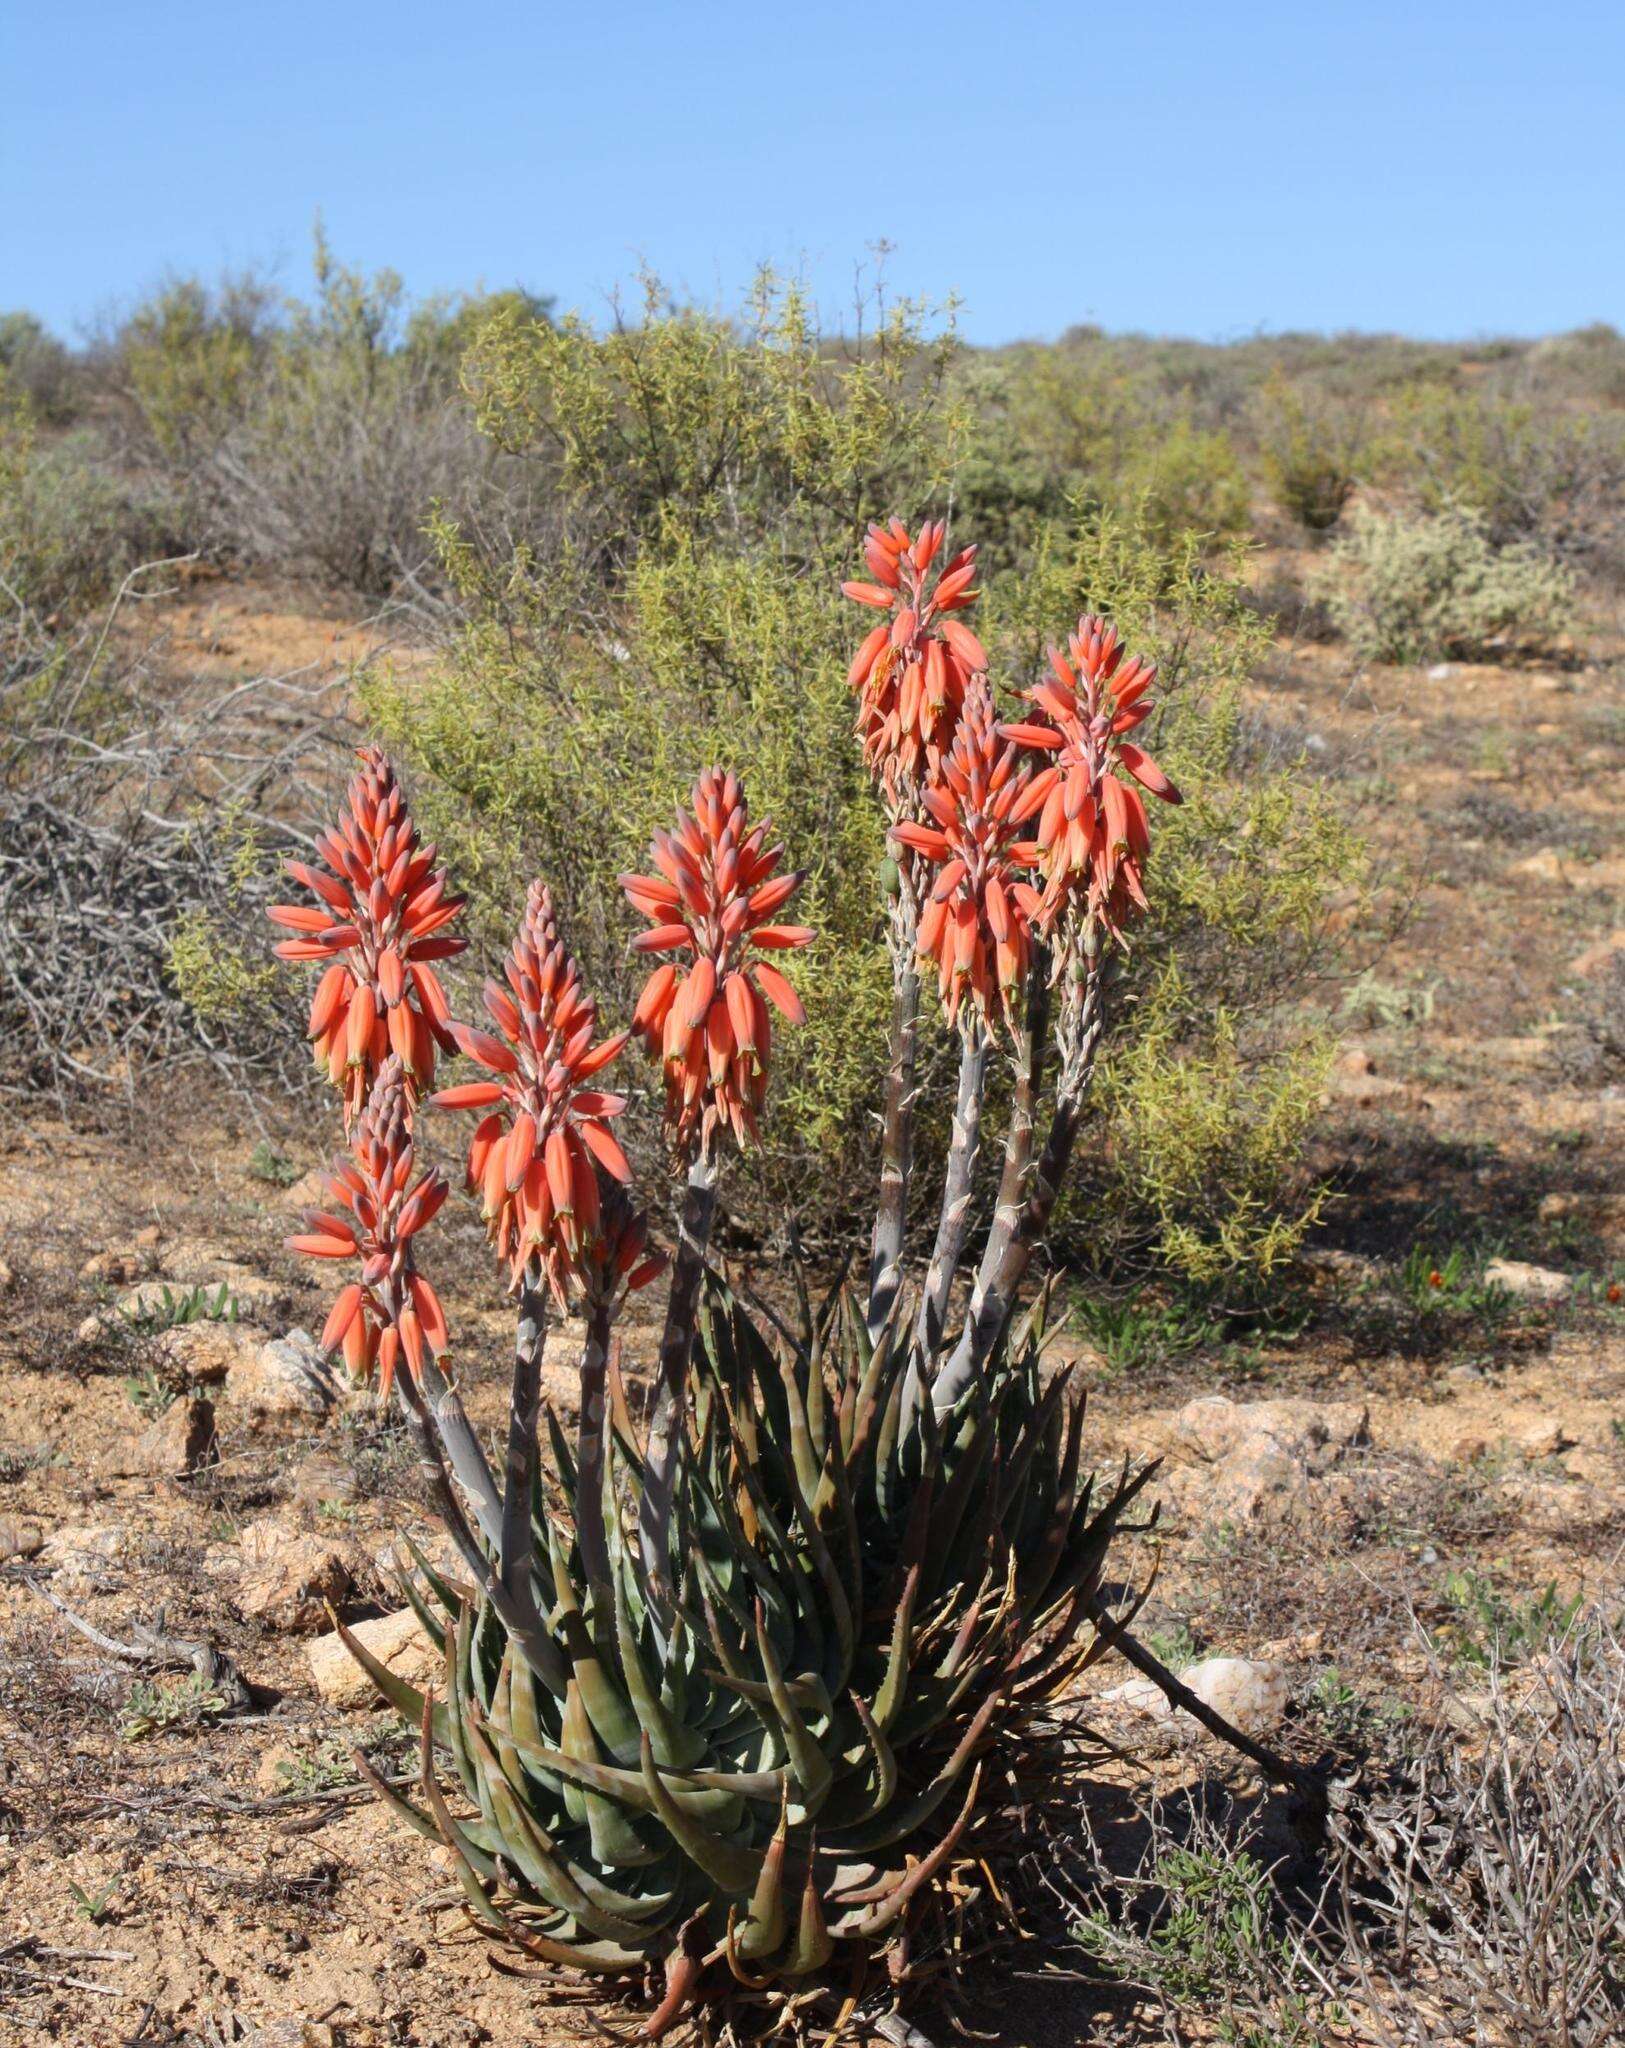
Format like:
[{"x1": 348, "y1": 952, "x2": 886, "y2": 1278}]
[
  {"x1": 0, "y1": 311, "x2": 77, "y2": 424},
  {"x1": 0, "y1": 401, "x2": 184, "y2": 620},
  {"x1": 994, "y1": 510, "x2": 1359, "y2": 1291},
  {"x1": 116, "y1": 271, "x2": 276, "y2": 465},
  {"x1": 376, "y1": 348, "x2": 1361, "y2": 1291},
  {"x1": 1385, "y1": 385, "x2": 1622, "y2": 565},
  {"x1": 1255, "y1": 373, "x2": 1365, "y2": 531},
  {"x1": 1317, "y1": 502, "x2": 1576, "y2": 665},
  {"x1": 952, "y1": 342, "x2": 1248, "y2": 567}
]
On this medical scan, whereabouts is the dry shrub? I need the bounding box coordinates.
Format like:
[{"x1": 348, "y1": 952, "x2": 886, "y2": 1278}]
[
  {"x1": 1326, "y1": 1615, "x2": 1625, "y2": 2047},
  {"x1": 0, "y1": 569, "x2": 333, "y2": 1109}
]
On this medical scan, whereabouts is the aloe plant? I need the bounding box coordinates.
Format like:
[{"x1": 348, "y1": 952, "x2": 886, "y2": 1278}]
[{"x1": 272, "y1": 525, "x2": 1237, "y2": 2029}]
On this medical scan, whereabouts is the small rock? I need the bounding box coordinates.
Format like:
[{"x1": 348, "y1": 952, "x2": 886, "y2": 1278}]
[
  {"x1": 1176, "y1": 1657, "x2": 1291, "y2": 1736},
  {"x1": 42, "y1": 1522, "x2": 125, "y2": 1586},
  {"x1": 75, "y1": 1312, "x2": 106, "y2": 1345},
  {"x1": 1158, "y1": 1395, "x2": 1369, "y2": 1526},
  {"x1": 231, "y1": 1519, "x2": 352, "y2": 1633},
  {"x1": 307, "y1": 1607, "x2": 438, "y2": 1709},
  {"x1": 288, "y1": 1451, "x2": 361, "y2": 1509},
  {"x1": 1570, "y1": 857, "x2": 1625, "y2": 894},
  {"x1": 0, "y1": 1518, "x2": 44, "y2": 1562},
  {"x1": 0, "y1": 1257, "x2": 15, "y2": 1293},
  {"x1": 113, "y1": 1279, "x2": 189, "y2": 1322},
  {"x1": 108, "y1": 1397, "x2": 216, "y2": 1479},
  {"x1": 227, "y1": 1330, "x2": 343, "y2": 1429},
  {"x1": 158, "y1": 1238, "x2": 289, "y2": 1320},
  {"x1": 152, "y1": 1321, "x2": 257, "y2": 1387},
  {"x1": 1427, "y1": 662, "x2": 1455, "y2": 681},
  {"x1": 281, "y1": 1168, "x2": 331, "y2": 1210},
  {"x1": 1328, "y1": 1051, "x2": 1407, "y2": 1105},
  {"x1": 1563, "y1": 1448, "x2": 1615, "y2": 1486},
  {"x1": 1516, "y1": 1418, "x2": 1571, "y2": 1461},
  {"x1": 81, "y1": 1245, "x2": 159, "y2": 1284},
  {"x1": 1483, "y1": 1259, "x2": 1572, "y2": 1303},
  {"x1": 1511, "y1": 848, "x2": 1572, "y2": 887},
  {"x1": 1568, "y1": 931, "x2": 1625, "y2": 979},
  {"x1": 134, "y1": 1224, "x2": 163, "y2": 1249},
  {"x1": 1098, "y1": 1676, "x2": 1170, "y2": 1718},
  {"x1": 1449, "y1": 1431, "x2": 1490, "y2": 1464}
]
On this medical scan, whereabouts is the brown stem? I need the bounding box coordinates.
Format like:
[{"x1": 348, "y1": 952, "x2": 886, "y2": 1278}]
[
  {"x1": 574, "y1": 1295, "x2": 615, "y2": 1587},
  {"x1": 934, "y1": 959, "x2": 1102, "y2": 1414},
  {"x1": 500, "y1": 1267, "x2": 548, "y2": 1608},
  {"x1": 637, "y1": 1151, "x2": 718, "y2": 1607},
  {"x1": 906, "y1": 1026, "x2": 990, "y2": 1404},
  {"x1": 866, "y1": 877, "x2": 921, "y2": 1345}
]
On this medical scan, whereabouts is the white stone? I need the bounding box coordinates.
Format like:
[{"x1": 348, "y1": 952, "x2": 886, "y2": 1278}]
[
  {"x1": 1175, "y1": 1657, "x2": 1291, "y2": 1736},
  {"x1": 307, "y1": 1607, "x2": 439, "y2": 1709},
  {"x1": 1483, "y1": 1259, "x2": 1572, "y2": 1303}
]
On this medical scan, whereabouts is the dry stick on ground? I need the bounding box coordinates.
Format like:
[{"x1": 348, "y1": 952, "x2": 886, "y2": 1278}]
[
  {"x1": 1087, "y1": 1594, "x2": 1332, "y2": 1831},
  {"x1": 24, "y1": 1578, "x2": 253, "y2": 1712}
]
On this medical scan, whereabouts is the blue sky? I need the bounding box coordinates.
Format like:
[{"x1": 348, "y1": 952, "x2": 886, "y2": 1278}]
[{"x1": 8, "y1": 1, "x2": 1623, "y2": 347}]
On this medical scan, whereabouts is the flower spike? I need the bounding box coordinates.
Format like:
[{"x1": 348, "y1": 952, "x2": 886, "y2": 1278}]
[
  {"x1": 268, "y1": 746, "x2": 466, "y2": 1126},
  {"x1": 843, "y1": 519, "x2": 988, "y2": 807},
  {"x1": 892, "y1": 682, "x2": 1044, "y2": 1033},
  {"x1": 433, "y1": 880, "x2": 630, "y2": 1306},
  {"x1": 289, "y1": 1057, "x2": 450, "y2": 1400},
  {"x1": 1002, "y1": 614, "x2": 1182, "y2": 940},
  {"x1": 621, "y1": 769, "x2": 812, "y2": 1156}
]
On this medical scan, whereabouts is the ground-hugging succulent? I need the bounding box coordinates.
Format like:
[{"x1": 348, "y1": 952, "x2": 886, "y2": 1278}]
[
  {"x1": 272, "y1": 525, "x2": 1202, "y2": 2033},
  {"x1": 339, "y1": 1279, "x2": 1154, "y2": 2008}
]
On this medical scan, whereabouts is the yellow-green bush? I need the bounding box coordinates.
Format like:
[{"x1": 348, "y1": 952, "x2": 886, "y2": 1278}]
[
  {"x1": 1255, "y1": 372, "x2": 1365, "y2": 532},
  {"x1": 1388, "y1": 383, "x2": 1625, "y2": 564},
  {"x1": 0, "y1": 395, "x2": 182, "y2": 620},
  {"x1": 365, "y1": 280, "x2": 1364, "y2": 1293},
  {"x1": 988, "y1": 509, "x2": 1360, "y2": 1288}
]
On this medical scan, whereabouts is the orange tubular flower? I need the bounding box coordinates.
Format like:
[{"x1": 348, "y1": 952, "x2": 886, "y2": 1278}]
[
  {"x1": 891, "y1": 684, "x2": 1044, "y2": 1033},
  {"x1": 621, "y1": 770, "x2": 812, "y2": 1156},
  {"x1": 1001, "y1": 614, "x2": 1183, "y2": 938},
  {"x1": 843, "y1": 518, "x2": 989, "y2": 806},
  {"x1": 433, "y1": 881, "x2": 631, "y2": 1304},
  {"x1": 268, "y1": 746, "x2": 466, "y2": 1126},
  {"x1": 289, "y1": 1057, "x2": 450, "y2": 1400}
]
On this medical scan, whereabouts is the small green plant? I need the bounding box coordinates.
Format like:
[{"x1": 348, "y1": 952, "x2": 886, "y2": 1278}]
[
  {"x1": 1398, "y1": 1242, "x2": 1511, "y2": 1324},
  {"x1": 118, "y1": 1281, "x2": 239, "y2": 1334},
  {"x1": 122, "y1": 1368, "x2": 176, "y2": 1418},
  {"x1": 1438, "y1": 1568, "x2": 1582, "y2": 1669},
  {"x1": 1341, "y1": 969, "x2": 1437, "y2": 1029},
  {"x1": 119, "y1": 1668, "x2": 229, "y2": 1741},
  {"x1": 1071, "y1": 1293, "x2": 1218, "y2": 1374},
  {"x1": 1074, "y1": 1844, "x2": 1328, "y2": 2043},
  {"x1": 273, "y1": 1720, "x2": 409, "y2": 1795},
  {"x1": 65, "y1": 1877, "x2": 120, "y2": 1926},
  {"x1": 1145, "y1": 1620, "x2": 1200, "y2": 1669},
  {"x1": 248, "y1": 1140, "x2": 301, "y2": 1187},
  {"x1": 1305, "y1": 1666, "x2": 1366, "y2": 1740}
]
